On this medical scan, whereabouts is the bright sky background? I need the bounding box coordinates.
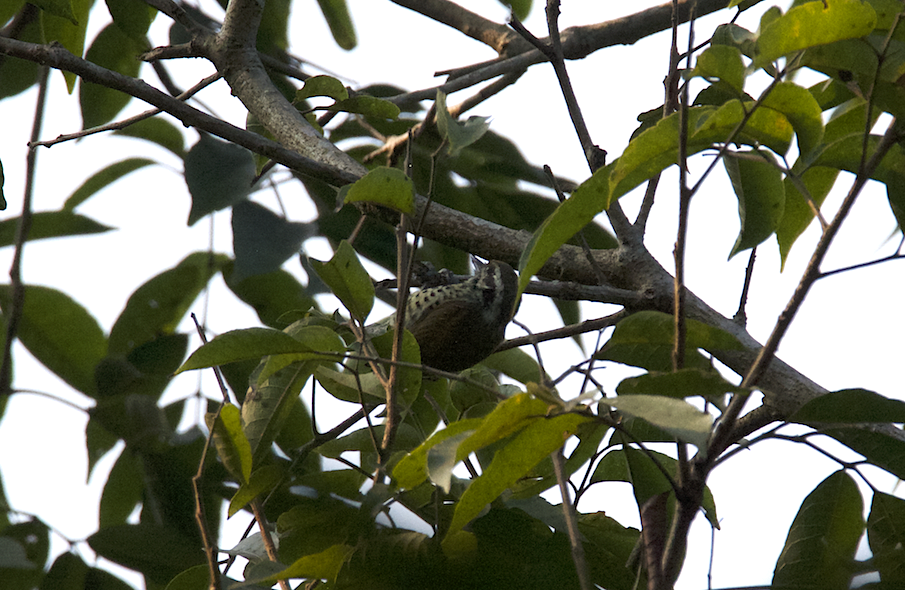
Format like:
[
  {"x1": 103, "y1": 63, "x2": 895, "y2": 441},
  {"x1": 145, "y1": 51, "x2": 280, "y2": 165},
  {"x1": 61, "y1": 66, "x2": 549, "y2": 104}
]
[{"x1": 1, "y1": 1, "x2": 903, "y2": 588}]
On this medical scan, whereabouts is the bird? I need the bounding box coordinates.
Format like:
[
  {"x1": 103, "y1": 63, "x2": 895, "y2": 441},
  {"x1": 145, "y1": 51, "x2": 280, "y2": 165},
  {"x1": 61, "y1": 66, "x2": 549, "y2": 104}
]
[{"x1": 399, "y1": 260, "x2": 519, "y2": 373}]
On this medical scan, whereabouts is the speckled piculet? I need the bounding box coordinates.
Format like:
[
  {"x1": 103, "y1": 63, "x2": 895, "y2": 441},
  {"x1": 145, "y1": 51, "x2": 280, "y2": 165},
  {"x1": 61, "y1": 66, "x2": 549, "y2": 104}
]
[{"x1": 400, "y1": 260, "x2": 519, "y2": 373}]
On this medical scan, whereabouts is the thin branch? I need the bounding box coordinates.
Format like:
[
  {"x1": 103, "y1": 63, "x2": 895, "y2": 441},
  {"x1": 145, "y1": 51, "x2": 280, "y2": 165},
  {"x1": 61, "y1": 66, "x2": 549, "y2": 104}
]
[
  {"x1": 497, "y1": 311, "x2": 625, "y2": 352},
  {"x1": 552, "y1": 448, "x2": 592, "y2": 590},
  {"x1": 0, "y1": 66, "x2": 48, "y2": 394},
  {"x1": 733, "y1": 248, "x2": 757, "y2": 326}
]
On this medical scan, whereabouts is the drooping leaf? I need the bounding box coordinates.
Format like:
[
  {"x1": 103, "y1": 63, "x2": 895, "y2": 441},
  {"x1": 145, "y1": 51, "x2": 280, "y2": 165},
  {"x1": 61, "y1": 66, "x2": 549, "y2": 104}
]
[
  {"x1": 184, "y1": 134, "x2": 256, "y2": 226},
  {"x1": 231, "y1": 200, "x2": 315, "y2": 281},
  {"x1": 315, "y1": 0, "x2": 357, "y2": 50},
  {"x1": 308, "y1": 240, "x2": 374, "y2": 322},
  {"x1": 772, "y1": 470, "x2": 864, "y2": 590},
  {"x1": 722, "y1": 149, "x2": 785, "y2": 258},
  {"x1": 104, "y1": 0, "x2": 155, "y2": 40},
  {"x1": 98, "y1": 450, "x2": 143, "y2": 528},
  {"x1": 0, "y1": 284, "x2": 106, "y2": 396},
  {"x1": 205, "y1": 404, "x2": 252, "y2": 484},
  {"x1": 340, "y1": 166, "x2": 414, "y2": 214},
  {"x1": 80, "y1": 24, "x2": 145, "y2": 128},
  {"x1": 63, "y1": 158, "x2": 156, "y2": 210},
  {"x1": 754, "y1": 0, "x2": 878, "y2": 68},
  {"x1": 41, "y1": 0, "x2": 94, "y2": 91}
]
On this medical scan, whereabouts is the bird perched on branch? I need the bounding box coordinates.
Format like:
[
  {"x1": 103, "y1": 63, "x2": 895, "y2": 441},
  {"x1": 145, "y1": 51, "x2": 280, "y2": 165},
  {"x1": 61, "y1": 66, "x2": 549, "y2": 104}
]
[{"x1": 398, "y1": 260, "x2": 519, "y2": 373}]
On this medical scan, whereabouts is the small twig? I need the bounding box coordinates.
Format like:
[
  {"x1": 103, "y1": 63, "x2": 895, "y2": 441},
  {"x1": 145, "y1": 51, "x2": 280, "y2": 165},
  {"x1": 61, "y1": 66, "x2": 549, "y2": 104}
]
[
  {"x1": 733, "y1": 248, "x2": 757, "y2": 326},
  {"x1": 552, "y1": 448, "x2": 592, "y2": 590},
  {"x1": 29, "y1": 72, "x2": 223, "y2": 149},
  {"x1": 498, "y1": 311, "x2": 625, "y2": 352},
  {"x1": 0, "y1": 66, "x2": 48, "y2": 394}
]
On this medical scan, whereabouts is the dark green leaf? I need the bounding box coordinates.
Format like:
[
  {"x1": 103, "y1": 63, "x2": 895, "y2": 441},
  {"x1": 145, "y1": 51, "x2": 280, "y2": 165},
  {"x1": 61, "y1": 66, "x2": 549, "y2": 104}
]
[
  {"x1": 99, "y1": 450, "x2": 143, "y2": 528},
  {"x1": 39, "y1": 552, "x2": 88, "y2": 590},
  {"x1": 315, "y1": 0, "x2": 356, "y2": 49},
  {"x1": 597, "y1": 311, "x2": 744, "y2": 372},
  {"x1": 0, "y1": 211, "x2": 113, "y2": 246},
  {"x1": 31, "y1": 0, "x2": 75, "y2": 22},
  {"x1": 0, "y1": 285, "x2": 106, "y2": 395},
  {"x1": 87, "y1": 524, "x2": 205, "y2": 585},
  {"x1": 114, "y1": 117, "x2": 186, "y2": 158},
  {"x1": 108, "y1": 252, "x2": 227, "y2": 356},
  {"x1": 308, "y1": 240, "x2": 374, "y2": 322},
  {"x1": 184, "y1": 134, "x2": 256, "y2": 226},
  {"x1": 258, "y1": 0, "x2": 289, "y2": 52},
  {"x1": 723, "y1": 149, "x2": 785, "y2": 258},
  {"x1": 80, "y1": 24, "x2": 145, "y2": 128},
  {"x1": 772, "y1": 470, "x2": 864, "y2": 590},
  {"x1": 63, "y1": 158, "x2": 156, "y2": 210},
  {"x1": 754, "y1": 0, "x2": 878, "y2": 68},
  {"x1": 617, "y1": 368, "x2": 743, "y2": 399},
  {"x1": 341, "y1": 166, "x2": 414, "y2": 214},
  {"x1": 223, "y1": 262, "x2": 317, "y2": 329},
  {"x1": 867, "y1": 492, "x2": 905, "y2": 585},
  {"x1": 792, "y1": 388, "x2": 905, "y2": 423},
  {"x1": 104, "y1": 0, "x2": 155, "y2": 39},
  {"x1": 231, "y1": 200, "x2": 315, "y2": 281},
  {"x1": 0, "y1": 519, "x2": 49, "y2": 590}
]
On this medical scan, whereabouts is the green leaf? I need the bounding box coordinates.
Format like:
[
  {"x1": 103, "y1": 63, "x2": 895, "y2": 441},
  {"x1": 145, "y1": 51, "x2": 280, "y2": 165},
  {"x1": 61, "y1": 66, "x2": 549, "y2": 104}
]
[
  {"x1": 257, "y1": 0, "x2": 289, "y2": 52},
  {"x1": 500, "y1": 0, "x2": 532, "y2": 20},
  {"x1": 80, "y1": 24, "x2": 144, "y2": 128},
  {"x1": 0, "y1": 285, "x2": 106, "y2": 395},
  {"x1": 184, "y1": 134, "x2": 256, "y2": 225},
  {"x1": 792, "y1": 388, "x2": 905, "y2": 423},
  {"x1": 108, "y1": 252, "x2": 227, "y2": 356},
  {"x1": 31, "y1": 0, "x2": 76, "y2": 22},
  {"x1": 104, "y1": 0, "x2": 155, "y2": 40},
  {"x1": 393, "y1": 418, "x2": 483, "y2": 490},
  {"x1": 231, "y1": 201, "x2": 315, "y2": 281},
  {"x1": 41, "y1": 0, "x2": 94, "y2": 91},
  {"x1": 603, "y1": 395, "x2": 712, "y2": 449},
  {"x1": 87, "y1": 524, "x2": 205, "y2": 585},
  {"x1": 0, "y1": 0, "x2": 27, "y2": 26},
  {"x1": 328, "y1": 95, "x2": 400, "y2": 119},
  {"x1": 436, "y1": 90, "x2": 491, "y2": 157},
  {"x1": 772, "y1": 470, "x2": 864, "y2": 590},
  {"x1": 0, "y1": 519, "x2": 49, "y2": 590},
  {"x1": 825, "y1": 427, "x2": 905, "y2": 480},
  {"x1": 596, "y1": 311, "x2": 744, "y2": 372},
  {"x1": 223, "y1": 263, "x2": 317, "y2": 329},
  {"x1": 206, "y1": 404, "x2": 252, "y2": 483},
  {"x1": 296, "y1": 75, "x2": 349, "y2": 102},
  {"x1": 755, "y1": 0, "x2": 878, "y2": 68},
  {"x1": 0, "y1": 211, "x2": 113, "y2": 246},
  {"x1": 760, "y1": 82, "x2": 825, "y2": 157},
  {"x1": 39, "y1": 552, "x2": 88, "y2": 590},
  {"x1": 114, "y1": 117, "x2": 186, "y2": 158},
  {"x1": 341, "y1": 167, "x2": 414, "y2": 214},
  {"x1": 98, "y1": 450, "x2": 143, "y2": 529},
  {"x1": 229, "y1": 464, "x2": 283, "y2": 517},
  {"x1": 867, "y1": 492, "x2": 905, "y2": 585},
  {"x1": 308, "y1": 240, "x2": 374, "y2": 322},
  {"x1": 177, "y1": 326, "x2": 342, "y2": 374},
  {"x1": 812, "y1": 132, "x2": 905, "y2": 192},
  {"x1": 690, "y1": 45, "x2": 745, "y2": 94},
  {"x1": 723, "y1": 149, "x2": 785, "y2": 258},
  {"x1": 616, "y1": 368, "x2": 744, "y2": 399},
  {"x1": 444, "y1": 411, "x2": 590, "y2": 540},
  {"x1": 315, "y1": 0, "x2": 357, "y2": 50},
  {"x1": 776, "y1": 165, "x2": 839, "y2": 267},
  {"x1": 63, "y1": 158, "x2": 156, "y2": 210}
]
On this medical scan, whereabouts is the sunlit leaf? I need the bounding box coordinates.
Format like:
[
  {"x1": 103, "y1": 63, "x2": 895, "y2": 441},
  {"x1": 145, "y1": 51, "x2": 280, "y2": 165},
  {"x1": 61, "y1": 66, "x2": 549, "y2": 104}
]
[{"x1": 341, "y1": 167, "x2": 414, "y2": 214}]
